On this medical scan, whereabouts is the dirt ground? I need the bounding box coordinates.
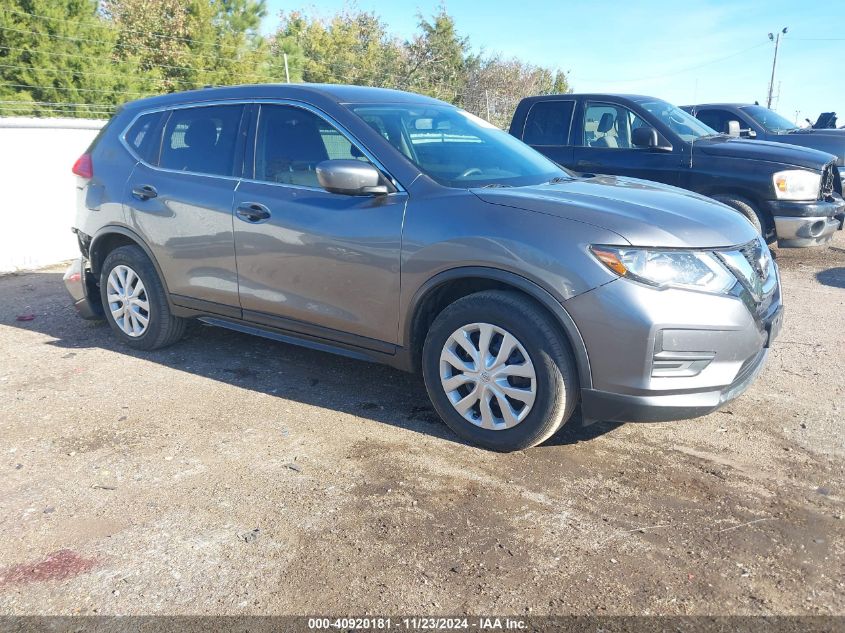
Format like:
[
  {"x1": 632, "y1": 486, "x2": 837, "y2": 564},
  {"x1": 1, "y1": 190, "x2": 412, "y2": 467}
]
[{"x1": 0, "y1": 233, "x2": 843, "y2": 617}]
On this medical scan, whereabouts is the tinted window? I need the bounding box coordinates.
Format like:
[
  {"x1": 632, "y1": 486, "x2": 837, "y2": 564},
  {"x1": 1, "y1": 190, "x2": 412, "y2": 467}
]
[
  {"x1": 695, "y1": 109, "x2": 736, "y2": 134},
  {"x1": 159, "y1": 105, "x2": 244, "y2": 176},
  {"x1": 350, "y1": 104, "x2": 568, "y2": 188},
  {"x1": 124, "y1": 112, "x2": 162, "y2": 164},
  {"x1": 582, "y1": 103, "x2": 649, "y2": 149},
  {"x1": 254, "y1": 104, "x2": 371, "y2": 187},
  {"x1": 522, "y1": 100, "x2": 574, "y2": 146}
]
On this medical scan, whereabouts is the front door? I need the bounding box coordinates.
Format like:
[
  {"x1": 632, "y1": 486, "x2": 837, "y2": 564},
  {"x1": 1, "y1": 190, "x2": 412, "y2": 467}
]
[
  {"x1": 233, "y1": 103, "x2": 406, "y2": 347},
  {"x1": 571, "y1": 101, "x2": 680, "y2": 186}
]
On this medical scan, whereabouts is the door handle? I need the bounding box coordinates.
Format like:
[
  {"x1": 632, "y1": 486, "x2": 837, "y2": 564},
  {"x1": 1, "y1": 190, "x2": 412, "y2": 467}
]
[
  {"x1": 131, "y1": 184, "x2": 157, "y2": 201},
  {"x1": 236, "y1": 202, "x2": 271, "y2": 223}
]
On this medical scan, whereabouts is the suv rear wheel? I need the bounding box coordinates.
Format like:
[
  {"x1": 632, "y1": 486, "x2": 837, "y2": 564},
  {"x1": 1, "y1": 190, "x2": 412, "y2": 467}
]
[
  {"x1": 422, "y1": 290, "x2": 578, "y2": 452},
  {"x1": 99, "y1": 245, "x2": 186, "y2": 350}
]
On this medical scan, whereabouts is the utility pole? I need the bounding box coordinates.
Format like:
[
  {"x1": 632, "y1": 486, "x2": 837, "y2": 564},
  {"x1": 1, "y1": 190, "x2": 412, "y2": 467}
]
[
  {"x1": 485, "y1": 90, "x2": 491, "y2": 122},
  {"x1": 766, "y1": 27, "x2": 787, "y2": 109},
  {"x1": 283, "y1": 53, "x2": 290, "y2": 84}
]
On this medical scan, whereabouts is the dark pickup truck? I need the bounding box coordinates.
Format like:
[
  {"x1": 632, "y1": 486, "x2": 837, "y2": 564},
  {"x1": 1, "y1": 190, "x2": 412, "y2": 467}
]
[
  {"x1": 682, "y1": 103, "x2": 845, "y2": 186},
  {"x1": 510, "y1": 94, "x2": 845, "y2": 247}
]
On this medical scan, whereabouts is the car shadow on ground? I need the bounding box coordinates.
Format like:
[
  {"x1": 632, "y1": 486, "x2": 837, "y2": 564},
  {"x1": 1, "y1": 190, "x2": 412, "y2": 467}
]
[
  {"x1": 2, "y1": 271, "x2": 621, "y2": 449},
  {"x1": 816, "y1": 266, "x2": 845, "y2": 289}
]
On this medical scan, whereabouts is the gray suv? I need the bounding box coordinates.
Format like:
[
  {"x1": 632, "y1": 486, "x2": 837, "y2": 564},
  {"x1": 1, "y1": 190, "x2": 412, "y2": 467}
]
[{"x1": 65, "y1": 84, "x2": 783, "y2": 452}]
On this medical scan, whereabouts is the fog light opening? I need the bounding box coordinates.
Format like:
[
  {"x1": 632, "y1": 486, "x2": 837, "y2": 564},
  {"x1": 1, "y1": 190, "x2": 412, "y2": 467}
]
[{"x1": 809, "y1": 220, "x2": 826, "y2": 237}]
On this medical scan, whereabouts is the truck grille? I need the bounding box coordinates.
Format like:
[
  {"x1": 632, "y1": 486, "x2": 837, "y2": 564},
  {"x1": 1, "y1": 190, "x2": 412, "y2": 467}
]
[{"x1": 820, "y1": 163, "x2": 835, "y2": 199}]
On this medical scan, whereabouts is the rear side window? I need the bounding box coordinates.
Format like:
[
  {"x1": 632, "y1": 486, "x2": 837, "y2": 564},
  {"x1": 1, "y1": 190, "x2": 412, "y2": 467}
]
[
  {"x1": 522, "y1": 100, "x2": 574, "y2": 146},
  {"x1": 159, "y1": 105, "x2": 244, "y2": 176},
  {"x1": 124, "y1": 112, "x2": 163, "y2": 164}
]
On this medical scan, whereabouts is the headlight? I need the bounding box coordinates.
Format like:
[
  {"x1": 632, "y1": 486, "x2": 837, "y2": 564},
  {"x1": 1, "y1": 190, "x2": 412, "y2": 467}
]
[
  {"x1": 590, "y1": 245, "x2": 736, "y2": 293},
  {"x1": 772, "y1": 169, "x2": 820, "y2": 200}
]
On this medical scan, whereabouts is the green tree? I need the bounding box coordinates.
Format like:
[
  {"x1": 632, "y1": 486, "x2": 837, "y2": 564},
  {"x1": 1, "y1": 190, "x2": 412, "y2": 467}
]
[
  {"x1": 105, "y1": 0, "x2": 271, "y2": 91},
  {"x1": 270, "y1": 8, "x2": 404, "y2": 87},
  {"x1": 403, "y1": 7, "x2": 469, "y2": 104},
  {"x1": 0, "y1": 0, "x2": 142, "y2": 117}
]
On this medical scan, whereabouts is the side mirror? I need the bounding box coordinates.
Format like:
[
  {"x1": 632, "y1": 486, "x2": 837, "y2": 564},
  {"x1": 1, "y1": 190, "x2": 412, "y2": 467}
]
[
  {"x1": 632, "y1": 126, "x2": 659, "y2": 148},
  {"x1": 727, "y1": 120, "x2": 741, "y2": 137},
  {"x1": 316, "y1": 160, "x2": 391, "y2": 196},
  {"x1": 740, "y1": 128, "x2": 757, "y2": 139}
]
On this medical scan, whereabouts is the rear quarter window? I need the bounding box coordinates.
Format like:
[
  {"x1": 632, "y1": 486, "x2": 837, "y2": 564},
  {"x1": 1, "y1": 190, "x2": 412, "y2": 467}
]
[{"x1": 124, "y1": 112, "x2": 164, "y2": 164}]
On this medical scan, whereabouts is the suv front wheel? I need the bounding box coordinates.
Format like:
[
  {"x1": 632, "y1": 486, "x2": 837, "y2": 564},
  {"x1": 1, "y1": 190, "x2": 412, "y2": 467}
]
[
  {"x1": 422, "y1": 290, "x2": 578, "y2": 452},
  {"x1": 99, "y1": 245, "x2": 186, "y2": 350}
]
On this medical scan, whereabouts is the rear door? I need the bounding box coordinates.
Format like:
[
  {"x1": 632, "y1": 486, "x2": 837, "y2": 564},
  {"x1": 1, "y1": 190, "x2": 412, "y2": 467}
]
[
  {"x1": 124, "y1": 103, "x2": 247, "y2": 315},
  {"x1": 232, "y1": 102, "x2": 406, "y2": 346},
  {"x1": 516, "y1": 99, "x2": 576, "y2": 167},
  {"x1": 571, "y1": 101, "x2": 680, "y2": 185}
]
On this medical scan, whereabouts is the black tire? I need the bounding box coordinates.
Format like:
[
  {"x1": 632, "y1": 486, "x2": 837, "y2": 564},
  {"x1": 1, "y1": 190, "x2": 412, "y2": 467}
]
[
  {"x1": 711, "y1": 194, "x2": 767, "y2": 237},
  {"x1": 422, "y1": 290, "x2": 578, "y2": 452},
  {"x1": 99, "y1": 245, "x2": 186, "y2": 350}
]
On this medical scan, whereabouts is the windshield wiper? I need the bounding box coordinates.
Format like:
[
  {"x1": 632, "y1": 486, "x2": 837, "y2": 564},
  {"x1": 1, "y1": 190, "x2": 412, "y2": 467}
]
[
  {"x1": 548, "y1": 176, "x2": 570, "y2": 184},
  {"x1": 479, "y1": 183, "x2": 512, "y2": 188}
]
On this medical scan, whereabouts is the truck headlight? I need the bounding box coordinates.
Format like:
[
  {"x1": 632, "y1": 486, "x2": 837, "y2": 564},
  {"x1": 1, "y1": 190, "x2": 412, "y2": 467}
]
[
  {"x1": 772, "y1": 169, "x2": 821, "y2": 200},
  {"x1": 590, "y1": 246, "x2": 736, "y2": 293}
]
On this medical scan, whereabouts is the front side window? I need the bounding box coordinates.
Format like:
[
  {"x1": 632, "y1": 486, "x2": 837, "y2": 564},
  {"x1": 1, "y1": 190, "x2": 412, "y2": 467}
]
[
  {"x1": 522, "y1": 100, "x2": 575, "y2": 146},
  {"x1": 253, "y1": 104, "x2": 371, "y2": 187},
  {"x1": 159, "y1": 104, "x2": 244, "y2": 176},
  {"x1": 582, "y1": 103, "x2": 649, "y2": 149},
  {"x1": 740, "y1": 105, "x2": 798, "y2": 133},
  {"x1": 349, "y1": 104, "x2": 567, "y2": 188}
]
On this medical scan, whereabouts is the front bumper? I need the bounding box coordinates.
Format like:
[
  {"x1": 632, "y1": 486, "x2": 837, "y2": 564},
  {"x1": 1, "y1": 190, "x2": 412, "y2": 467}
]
[
  {"x1": 63, "y1": 257, "x2": 102, "y2": 320},
  {"x1": 566, "y1": 269, "x2": 782, "y2": 425},
  {"x1": 581, "y1": 347, "x2": 769, "y2": 423},
  {"x1": 764, "y1": 196, "x2": 845, "y2": 247}
]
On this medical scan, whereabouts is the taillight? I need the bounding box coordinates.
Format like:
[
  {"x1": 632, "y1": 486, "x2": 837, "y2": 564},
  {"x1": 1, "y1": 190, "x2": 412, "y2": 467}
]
[{"x1": 72, "y1": 153, "x2": 93, "y2": 179}]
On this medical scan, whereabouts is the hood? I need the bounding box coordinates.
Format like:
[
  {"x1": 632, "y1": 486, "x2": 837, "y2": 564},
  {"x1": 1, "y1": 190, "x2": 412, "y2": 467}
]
[
  {"x1": 472, "y1": 175, "x2": 759, "y2": 249},
  {"x1": 771, "y1": 129, "x2": 845, "y2": 164},
  {"x1": 695, "y1": 136, "x2": 836, "y2": 169}
]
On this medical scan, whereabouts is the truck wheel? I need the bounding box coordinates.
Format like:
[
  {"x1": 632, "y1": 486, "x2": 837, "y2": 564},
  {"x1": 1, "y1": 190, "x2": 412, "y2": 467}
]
[
  {"x1": 422, "y1": 290, "x2": 578, "y2": 452},
  {"x1": 712, "y1": 195, "x2": 767, "y2": 237},
  {"x1": 99, "y1": 245, "x2": 186, "y2": 350}
]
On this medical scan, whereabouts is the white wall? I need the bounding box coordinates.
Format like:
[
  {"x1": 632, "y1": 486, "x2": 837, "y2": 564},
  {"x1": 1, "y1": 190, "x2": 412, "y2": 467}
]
[{"x1": 0, "y1": 117, "x2": 106, "y2": 273}]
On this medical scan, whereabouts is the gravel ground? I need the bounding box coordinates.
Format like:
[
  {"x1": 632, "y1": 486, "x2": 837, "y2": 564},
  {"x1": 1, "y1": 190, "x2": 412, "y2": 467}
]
[{"x1": 0, "y1": 233, "x2": 843, "y2": 617}]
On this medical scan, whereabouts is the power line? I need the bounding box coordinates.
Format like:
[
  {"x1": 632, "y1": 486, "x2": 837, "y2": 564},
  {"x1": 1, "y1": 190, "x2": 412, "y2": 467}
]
[
  {"x1": 0, "y1": 99, "x2": 116, "y2": 108},
  {"x1": 0, "y1": 82, "x2": 153, "y2": 97},
  {"x1": 0, "y1": 61, "x2": 219, "y2": 90},
  {"x1": 572, "y1": 41, "x2": 769, "y2": 84}
]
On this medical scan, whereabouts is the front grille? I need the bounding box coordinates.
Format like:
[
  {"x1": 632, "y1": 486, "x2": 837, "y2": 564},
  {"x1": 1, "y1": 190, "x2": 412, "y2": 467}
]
[
  {"x1": 820, "y1": 163, "x2": 835, "y2": 199},
  {"x1": 737, "y1": 237, "x2": 771, "y2": 283}
]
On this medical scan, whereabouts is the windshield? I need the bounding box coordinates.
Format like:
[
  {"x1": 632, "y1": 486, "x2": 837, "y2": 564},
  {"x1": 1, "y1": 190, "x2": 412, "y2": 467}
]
[
  {"x1": 348, "y1": 104, "x2": 569, "y2": 188},
  {"x1": 638, "y1": 99, "x2": 717, "y2": 142},
  {"x1": 740, "y1": 105, "x2": 798, "y2": 133}
]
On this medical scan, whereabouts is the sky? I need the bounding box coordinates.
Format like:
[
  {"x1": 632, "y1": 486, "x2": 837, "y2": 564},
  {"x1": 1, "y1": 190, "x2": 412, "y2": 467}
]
[{"x1": 262, "y1": 0, "x2": 845, "y2": 125}]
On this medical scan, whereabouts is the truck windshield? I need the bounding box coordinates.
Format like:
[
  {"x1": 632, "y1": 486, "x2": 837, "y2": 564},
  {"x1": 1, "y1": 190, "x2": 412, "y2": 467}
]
[
  {"x1": 348, "y1": 104, "x2": 569, "y2": 188},
  {"x1": 740, "y1": 105, "x2": 799, "y2": 133},
  {"x1": 638, "y1": 99, "x2": 717, "y2": 142}
]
